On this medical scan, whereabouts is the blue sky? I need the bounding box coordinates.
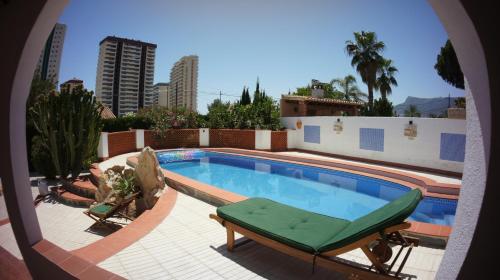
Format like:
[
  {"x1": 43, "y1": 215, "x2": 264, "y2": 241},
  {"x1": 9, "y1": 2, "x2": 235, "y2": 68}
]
[{"x1": 58, "y1": 0, "x2": 464, "y2": 114}]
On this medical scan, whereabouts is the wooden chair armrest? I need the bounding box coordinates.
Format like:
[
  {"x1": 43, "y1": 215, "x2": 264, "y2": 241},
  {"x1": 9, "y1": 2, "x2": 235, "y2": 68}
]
[{"x1": 209, "y1": 214, "x2": 225, "y2": 225}]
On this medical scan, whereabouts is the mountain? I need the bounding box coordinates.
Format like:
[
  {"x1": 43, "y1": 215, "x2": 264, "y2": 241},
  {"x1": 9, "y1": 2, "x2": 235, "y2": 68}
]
[{"x1": 394, "y1": 96, "x2": 459, "y2": 117}]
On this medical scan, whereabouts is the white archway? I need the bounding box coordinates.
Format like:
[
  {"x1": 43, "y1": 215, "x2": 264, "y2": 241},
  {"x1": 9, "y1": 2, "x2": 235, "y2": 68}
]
[{"x1": 0, "y1": 0, "x2": 495, "y2": 277}]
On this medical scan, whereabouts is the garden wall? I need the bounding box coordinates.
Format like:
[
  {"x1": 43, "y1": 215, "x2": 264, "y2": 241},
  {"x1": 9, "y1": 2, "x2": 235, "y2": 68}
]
[
  {"x1": 144, "y1": 129, "x2": 199, "y2": 150},
  {"x1": 271, "y1": 131, "x2": 287, "y2": 152},
  {"x1": 107, "y1": 131, "x2": 136, "y2": 157},
  {"x1": 282, "y1": 116, "x2": 466, "y2": 174},
  {"x1": 209, "y1": 129, "x2": 256, "y2": 150},
  {"x1": 98, "y1": 129, "x2": 285, "y2": 160}
]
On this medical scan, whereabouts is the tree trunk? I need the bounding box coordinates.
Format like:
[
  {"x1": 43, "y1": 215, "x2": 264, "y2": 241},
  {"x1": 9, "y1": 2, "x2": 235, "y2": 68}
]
[
  {"x1": 381, "y1": 91, "x2": 387, "y2": 101},
  {"x1": 367, "y1": 84, "x2": 374, "y2": 111}
]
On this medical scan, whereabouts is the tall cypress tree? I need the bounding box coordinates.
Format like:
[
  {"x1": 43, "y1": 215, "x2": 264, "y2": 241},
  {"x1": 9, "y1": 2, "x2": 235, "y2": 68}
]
[
  {"x1": 241, "y1": 86, "x2": 251, "y2": 105},
  {"x1": 245, "y1": 88, "x2": 251, "y2": 104},
  {"x1": 240, "y1": 86, "x2": 246, "y2": 104},
  {"x1": 253, "y1": 78, "x2": 261, "y2": 104}
]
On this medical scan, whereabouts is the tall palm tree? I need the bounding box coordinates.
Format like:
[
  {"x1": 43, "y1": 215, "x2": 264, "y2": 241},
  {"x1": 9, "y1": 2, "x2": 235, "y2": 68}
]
[
  {"x1": 345, "y1": 31, "x2": 385, "y2": 110},
  {"x1": 330, "y1": 75, "x2": 367, "y2": 102},
  {"x1": 376, "y1": 59, "x2": 398, "y2": 100}
]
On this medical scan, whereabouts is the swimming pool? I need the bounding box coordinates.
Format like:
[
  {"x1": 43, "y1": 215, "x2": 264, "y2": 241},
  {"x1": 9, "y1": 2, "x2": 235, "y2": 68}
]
[{"x1": 158, "y1": 150, "x2": 456, "y2": 226}]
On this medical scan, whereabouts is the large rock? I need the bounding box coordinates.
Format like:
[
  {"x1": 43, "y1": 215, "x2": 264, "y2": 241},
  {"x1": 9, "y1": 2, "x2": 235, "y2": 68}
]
[
  {"x1": 134, "y1": 147, "x2": 166, "y2": 209},
  {"x1": 95, "y1": 167, "x2": 122, "y2": 203}
]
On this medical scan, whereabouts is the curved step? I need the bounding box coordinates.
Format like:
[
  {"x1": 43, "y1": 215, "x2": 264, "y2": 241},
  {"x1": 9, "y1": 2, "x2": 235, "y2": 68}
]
[
  {"x1": 66, "y1": 178, "x2": 97, "y2": 199},
  {"x1": 89, "y1": 163, "x2": 102, "y2": 185},
  {"x1": 53, "y1": 187, "x2": 95, "y2": 207}
]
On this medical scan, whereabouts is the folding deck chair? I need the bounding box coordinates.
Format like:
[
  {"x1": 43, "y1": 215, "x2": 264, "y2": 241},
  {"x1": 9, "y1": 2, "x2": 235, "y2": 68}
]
[
  {"x1": 210, "y1": 189, "x2": 423, "y2": 279},
  {"x1": 84, "y1": 192, "x2": 139, "y2": 230}
]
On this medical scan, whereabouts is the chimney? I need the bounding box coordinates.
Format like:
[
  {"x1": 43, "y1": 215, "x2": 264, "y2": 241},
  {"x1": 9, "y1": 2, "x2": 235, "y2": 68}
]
[{"x1": 311, "y1": 79, "x2": 324, "y2": 98}]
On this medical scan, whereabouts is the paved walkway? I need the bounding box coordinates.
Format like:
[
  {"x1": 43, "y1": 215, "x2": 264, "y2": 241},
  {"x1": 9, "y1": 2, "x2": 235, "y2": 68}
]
[
  {"x1": 0, "y1": 178, "x2": 129, "y2": 260},
  {"x1": 99, "y1": 191, "x2": 444, "y2": 280}
]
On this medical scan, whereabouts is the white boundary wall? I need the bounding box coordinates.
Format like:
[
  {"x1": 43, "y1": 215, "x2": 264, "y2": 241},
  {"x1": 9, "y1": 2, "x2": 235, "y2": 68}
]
[
  {"x1": 199, "y1": 128, "x2": 209, "y2": 147},
  {"x1": 255, "y1": 130, "x2": 272, "y2": 150},
  {"x1": 282, "y1": 117, "x2": 466, "y2": 173},
  {"x1": 136, "y1": 129, "x2": 145, "y2": 150},
  {"x1": 97, "y1": 132, "x2": 109, "y2": 159}
]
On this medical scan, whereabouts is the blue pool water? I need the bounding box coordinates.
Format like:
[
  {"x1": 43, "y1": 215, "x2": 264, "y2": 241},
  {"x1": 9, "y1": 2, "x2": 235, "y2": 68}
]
[{"x1": 158, "y1": 150, "x2": 456, "y2": 226}]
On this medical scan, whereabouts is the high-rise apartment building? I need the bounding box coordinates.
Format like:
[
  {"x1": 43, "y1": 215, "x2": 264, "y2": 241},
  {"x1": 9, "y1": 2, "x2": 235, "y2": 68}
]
[
  {"x1": 169, "y1": 55, "x2": 198, "y2": 111},
  {"x1": 35, "y1": 23, "x2": 66, "y2": 86},
  {"x1": 95, "y1": 36, "x2": 156, "y2": 116},
  {"x1": 154, "y1": 83, "x2": 170, "y2": 107}
]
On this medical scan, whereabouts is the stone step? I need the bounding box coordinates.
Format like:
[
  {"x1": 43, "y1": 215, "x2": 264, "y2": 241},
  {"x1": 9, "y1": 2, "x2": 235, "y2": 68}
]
[
  {"x1": 52, "y1": 187, "x2": 95, "y2": 207},
  {"x1": 65, "y1": 177, "x2": 97, "y2": 199},
  {"x1": 89, "y1": 163, "x2": 102, "y2": 185}
]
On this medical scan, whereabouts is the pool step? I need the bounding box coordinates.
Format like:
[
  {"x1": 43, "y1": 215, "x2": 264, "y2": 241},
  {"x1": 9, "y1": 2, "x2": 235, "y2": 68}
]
[{"x1": 52, "y1": 187, "x2": 95, "y2": 207}]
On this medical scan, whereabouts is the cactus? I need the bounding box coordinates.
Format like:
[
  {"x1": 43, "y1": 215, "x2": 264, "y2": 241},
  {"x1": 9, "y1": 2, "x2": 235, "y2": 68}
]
[{"x1": 30, "y1": 87, "x2": 103, "y2": 179}]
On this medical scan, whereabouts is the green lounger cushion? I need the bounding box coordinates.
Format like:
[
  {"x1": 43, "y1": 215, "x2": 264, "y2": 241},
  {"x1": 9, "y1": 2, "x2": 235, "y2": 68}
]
[
  {"x1": 318, "y1": 189, "x2": 422, "y2": 252},
  {"x1": 217, "y1": 189, "x2": 422, "y2": 254},
  {"x1": 217, "y1": 198, "x2": 350, "y2": 253},
  {"x1": 89, "y1": 203, "x2": 115, "y2": 217}
]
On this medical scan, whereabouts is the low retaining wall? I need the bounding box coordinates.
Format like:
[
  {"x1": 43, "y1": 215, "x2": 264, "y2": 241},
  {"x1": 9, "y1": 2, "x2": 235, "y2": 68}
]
[
  {"x1": 209, "y1": 129, "x2": 256, "y2": 150},
  {"x1": 99, "y1": 129, "x2": 273, "y2": 159},
  {"x1": 271, "y1": 131, "x2": 287, "y2": 152},
  {"x1": 144, "y1": 129, "x2": 199, "y2": 149},
  {"x1": 107, "y1": 131, "x2": 136, "y2": 157},
  {"x1": 99, "y1": 119, "x2": 464, "y2": 176}
]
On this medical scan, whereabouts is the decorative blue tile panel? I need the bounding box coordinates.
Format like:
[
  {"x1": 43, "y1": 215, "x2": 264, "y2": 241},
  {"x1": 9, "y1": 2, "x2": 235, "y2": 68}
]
[
  {"x1": 304, "y1": 125, "x2": 320, "y2": 144},
  {"x1": 440, "y1": 133, "x2": 466, "y2": 162},
  {"x1": 359, "y1": 128, "x2": 384, "y2": 152}
]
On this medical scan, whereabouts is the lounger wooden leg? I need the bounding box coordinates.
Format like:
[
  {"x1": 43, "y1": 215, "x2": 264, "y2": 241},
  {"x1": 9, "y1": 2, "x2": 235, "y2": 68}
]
[
  {"x1": 361, "y1": 245, "x2": 387, "y2": 274},
  {"x1": 226, "y1": 227, "x2": 235, "y2": 252}
]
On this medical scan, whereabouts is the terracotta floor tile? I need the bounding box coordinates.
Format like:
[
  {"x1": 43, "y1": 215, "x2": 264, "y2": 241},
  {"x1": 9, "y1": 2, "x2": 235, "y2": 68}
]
[
  {"x1": 72, "y1": 245, "x2": 114, "y2": 264},
  {"x1": 77, "y1": 266, "x2": 117, "y2": 280},
  {"x1": 59, "y1": 256, "x2": 92, "y2": 275},
  {"x1": 32, "y1": 239, "x2": 56, "y2": 254},
  {"x1": 43, "y1": 246, "x2": 72, "y2": 264}
]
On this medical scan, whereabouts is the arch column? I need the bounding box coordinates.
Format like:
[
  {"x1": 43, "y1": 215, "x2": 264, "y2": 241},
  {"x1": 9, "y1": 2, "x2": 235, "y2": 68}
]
[
  {"x1": 0, "y1": 0, "x2": 73, "y2": 277},
  {"x1": 429, "y1": 0, "x2": 498, "y2": 278}
]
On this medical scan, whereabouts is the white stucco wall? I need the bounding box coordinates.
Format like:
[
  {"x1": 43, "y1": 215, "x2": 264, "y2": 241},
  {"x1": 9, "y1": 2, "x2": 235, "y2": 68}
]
[
  {"x1": 199, "y1": 128, "x2": 209, "y2": 147},
  {"x1": 98, "y1": 132, "x2": 109, "y2": 158},
  {"x1": 287, "y1": 129, "x2": 297, "y2": 149},
  {"x1": 255, "y1": 130, "x2": 271, "y2": 150},
  {"x1": 282, "y1": 116, "x2": 466, "y2": 173},
  {"x1": 135, "y1": 129, "x2": 144, "y2": 149}
]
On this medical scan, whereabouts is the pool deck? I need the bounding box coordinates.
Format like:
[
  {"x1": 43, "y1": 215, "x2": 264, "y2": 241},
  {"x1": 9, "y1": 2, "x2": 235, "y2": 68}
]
[{"x1": 0, "y1": 150, "x2": 457, "y2": 279}]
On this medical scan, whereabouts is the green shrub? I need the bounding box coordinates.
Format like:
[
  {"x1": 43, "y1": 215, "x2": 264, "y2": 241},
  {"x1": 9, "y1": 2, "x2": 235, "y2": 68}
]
[
  {"x1": 206, "y1": 100, "x2": 233, "y2": 129},
  {"x1": 114, "y1": 170, "x2": 136, "y2": 197},
  {"x1": 31, "y1": 135, "x2": 57, "y2": 179},
  {"x1": 361, "y1": 98, "x2": 394, "y2": 117},
  {"x1": 30, "y1": 88, "x2": 103, "y2": 179},
  {"x1": 206, "y1": 96, "x2": 282, "y2": 130},
  {"x1": 26, "y1": 123, "x2": 38, "y2": 171},
  {"x1": 102, "y1": 115, "x2": 153, "y2": 132},
  {"x1": 373, "y1": 98, "x2": 394, "y2": 116}
]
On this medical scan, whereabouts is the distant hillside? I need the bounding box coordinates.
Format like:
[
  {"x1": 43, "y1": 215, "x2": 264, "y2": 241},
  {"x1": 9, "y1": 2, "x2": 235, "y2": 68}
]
[{"x1": 394, "y1": 96, "x2": 460, "y2": 117}]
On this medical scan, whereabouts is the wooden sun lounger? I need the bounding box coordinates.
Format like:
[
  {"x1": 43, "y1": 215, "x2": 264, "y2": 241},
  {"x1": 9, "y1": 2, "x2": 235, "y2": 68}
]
[
  {"x1": 84, "y1": 192, "x2": 139, "y2": 230},
  {"x1": 210, "y1": 189, "x2": 423, "y2": 279}
]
